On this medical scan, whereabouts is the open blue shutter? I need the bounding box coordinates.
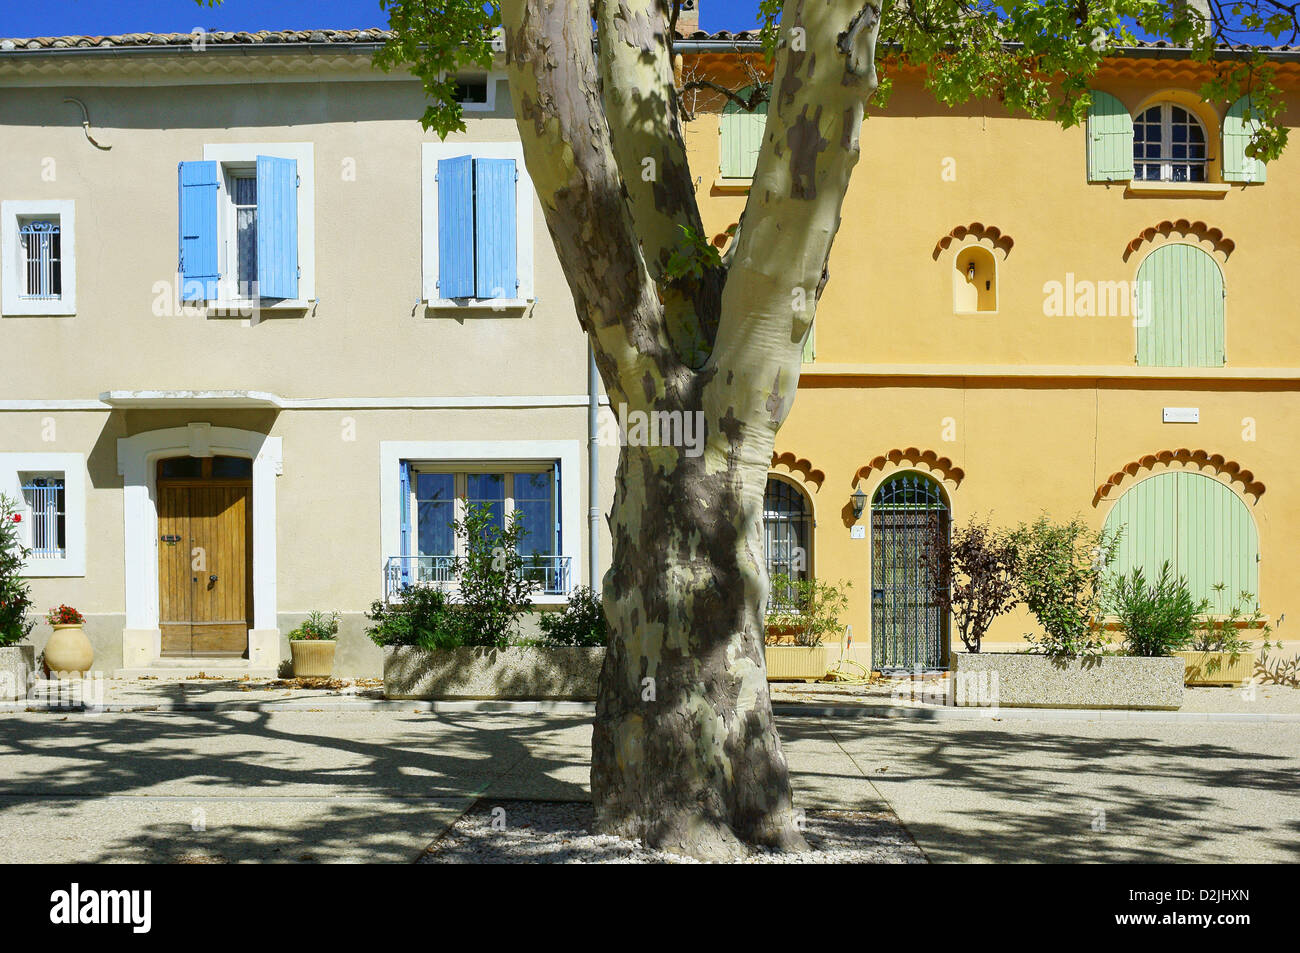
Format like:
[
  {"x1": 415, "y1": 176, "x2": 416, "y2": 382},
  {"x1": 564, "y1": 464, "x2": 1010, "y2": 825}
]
[
  {"x1": 178, "y1": 161, "x2": 219, "y2": 301},
  {"x1": 399, "y1": 462, "x2": 412, "y2": 587},
  {"x1": 552, "y1": 460, "x2": 563, "y2": 592},
  {"x1": 256, "y1": 155, "x2": 299, "y2": 299},
  {"x1": 437, "y1": 156, "x2": 475, "y2": 298},
  {"x1": 474, "y1": 157, "x2": 517, "y2": 299}
]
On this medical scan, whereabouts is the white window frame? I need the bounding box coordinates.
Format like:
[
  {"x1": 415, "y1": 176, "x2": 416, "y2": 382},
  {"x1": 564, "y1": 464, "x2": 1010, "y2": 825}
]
[
  {"x1": 454, "y1": 73, "x2": 504, "y2": 113},
  {"x1": 0, "y1": 452, "x2": 86, "y2": 577},
  {"x1": 421, "y1": 140, "x2": 535, "y2": 308},
  {"x1": 1, "y1": 200, "x2": 76, "y2": 317},
  {"x1": 1133, "y1": 103, "x2": 1208, "y2": 183},
  {"x1": 202, "y1": 142, "x2": 315, "y2": 308},
  {"x1": 381, "y1": 441, "x2": 579, "y2": 604}
]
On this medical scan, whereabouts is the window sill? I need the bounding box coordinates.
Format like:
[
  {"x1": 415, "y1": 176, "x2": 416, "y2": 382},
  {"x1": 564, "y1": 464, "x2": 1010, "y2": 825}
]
[
  {"x1": 199, "y1": 298, "x2": 314, "y2": 314},
  {"x1": 1124, "y1": 182, "x2": 1232, "y2": 197},
  {"x1": 21, "y1": 557, "x2": 84, "y2": 578},
  {"x1": 3, "y1": 302, "x2": 75, "y2": 317},
  {"x1": 712, "y1": 177, "x2": 753, "y2": 194},
  {"x1": 424, "y1": 298, "x2": 535, "y2": 312}
]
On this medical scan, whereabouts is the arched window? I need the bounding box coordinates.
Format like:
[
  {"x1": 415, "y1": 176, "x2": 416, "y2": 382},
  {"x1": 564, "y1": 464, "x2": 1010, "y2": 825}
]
[
  {"x1": 1134, "y1": 103, "x2": 1208, "y2": 182},
  {"x1": 763, "y1": 476, "x2": 812, "y2": 606},
  {"x1": 1135, "y1": 243, "x2": 1224, "y2": 367},
  {"x1": 1104, "y1": 471, "x2": 1259, "y2": 613}
]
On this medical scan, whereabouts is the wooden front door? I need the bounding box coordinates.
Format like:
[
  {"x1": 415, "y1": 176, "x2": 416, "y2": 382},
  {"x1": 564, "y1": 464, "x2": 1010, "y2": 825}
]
[{"x1": 158, "y1": 456, "x2": 253, "y2": 657}]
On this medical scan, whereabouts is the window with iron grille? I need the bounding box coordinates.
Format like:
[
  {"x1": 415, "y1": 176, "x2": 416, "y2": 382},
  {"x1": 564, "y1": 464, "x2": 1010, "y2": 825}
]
[
  {"x1": 20, "y1": 475, "x2": 66, "y2": 559},
  {"x1": 19, "y1": 218, "x2": 62, "y2": 300},
  {"x1": 763, "y1": 476, "x2": 812, "y2": 609},
  {"x1": 1133, "y1": 104, "x2": 1208, "y2": 182}
]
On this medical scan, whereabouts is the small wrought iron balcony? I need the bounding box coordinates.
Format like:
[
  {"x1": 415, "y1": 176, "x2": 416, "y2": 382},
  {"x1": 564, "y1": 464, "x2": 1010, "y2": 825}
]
[{"x1": 383, "y1": 554, "x2": 573, "y2": 602}]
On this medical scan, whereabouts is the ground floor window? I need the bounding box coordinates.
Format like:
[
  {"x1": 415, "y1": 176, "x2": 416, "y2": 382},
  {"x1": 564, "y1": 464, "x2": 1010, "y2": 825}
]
[
  {"x1": 1103, "y1": 471, "x2": 1258, "y2": 613},
  {"x1": 763, "y1": 475, "x2": 812, "y2": 608},
  {"x1": 19, "y1": 474, "x2": 65, "y2": 559}
]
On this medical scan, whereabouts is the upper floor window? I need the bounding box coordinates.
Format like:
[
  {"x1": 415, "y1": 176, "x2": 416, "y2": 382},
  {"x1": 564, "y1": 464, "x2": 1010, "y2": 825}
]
[
  {"x1": 422, "y1": 142, "x2": 535, "y2": 307},
  {"x1": 178, "y1": 142, "x2": 315, "y2": 306},
  {"x1": 1134, "y1": 103, "x2": 1208, "y2": 183},
  {"x1": 2, "y1": 200, "x2": 76, "y2": 317},
  {"x1": 720, "y1": 87, "x2": 768, "y2": 180}
]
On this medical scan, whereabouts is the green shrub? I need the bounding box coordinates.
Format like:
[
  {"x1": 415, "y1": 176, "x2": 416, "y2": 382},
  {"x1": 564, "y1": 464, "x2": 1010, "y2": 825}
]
[
  {"x1": 1011, "y1": 515, "x2": 1117, "y2": 660},
  {"x1": 366, "y1": 585, "x2": 462, "y2": 650},
  {"x1": 764, "y1": 574, "x2": 851, "y2": 648},
  {"x1": 536, "y1": 586, "x2": 608, "y2": 647},
  {"x1": 922, "y1": 516, "x2": 1019, "y2": 654},
  {"x1": 1191, "y1": 586, "x2": 1275, "y2": 677},
  {"x1": 0, "y1": 495, "x2": 34, "y2": 648},
  {"x1": 1105, "y1": 562, "x2": 1203, "y2": 657},
  {"x1": 288, "y1": 610, "x2": 341, "y2": 641}
]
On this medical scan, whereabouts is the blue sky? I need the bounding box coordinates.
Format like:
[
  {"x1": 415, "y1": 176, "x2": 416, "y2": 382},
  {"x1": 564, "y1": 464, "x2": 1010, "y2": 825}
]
[{"x1": 0, "y1": 0, "x2": 761, "y2": 38}]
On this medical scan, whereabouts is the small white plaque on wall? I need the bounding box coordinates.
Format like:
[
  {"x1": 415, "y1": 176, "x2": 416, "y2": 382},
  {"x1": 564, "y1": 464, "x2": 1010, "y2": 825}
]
[
  {"x1": 1162, "y1": 407, "x2": 1199, "y2": 424},
  {"x1": 850, "y1": 525, "x2": 866, "y2": 539}
]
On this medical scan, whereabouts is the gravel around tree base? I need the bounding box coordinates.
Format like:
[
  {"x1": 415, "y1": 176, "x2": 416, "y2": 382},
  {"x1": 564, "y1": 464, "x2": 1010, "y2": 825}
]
[{"x1": 420, "y1": 800, "x2": 927, "y2": 864}]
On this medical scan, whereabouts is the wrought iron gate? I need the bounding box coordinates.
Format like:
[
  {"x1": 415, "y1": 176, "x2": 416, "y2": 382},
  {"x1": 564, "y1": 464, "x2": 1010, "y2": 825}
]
[{"x1": 871, "y1": 473, "x2": 950, "y2": 670}]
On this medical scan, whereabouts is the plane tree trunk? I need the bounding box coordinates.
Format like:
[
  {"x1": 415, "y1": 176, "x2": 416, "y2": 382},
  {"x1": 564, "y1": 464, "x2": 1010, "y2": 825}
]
[{"x1": 500, "y1": 0, "x2": 882, "y2": 858}]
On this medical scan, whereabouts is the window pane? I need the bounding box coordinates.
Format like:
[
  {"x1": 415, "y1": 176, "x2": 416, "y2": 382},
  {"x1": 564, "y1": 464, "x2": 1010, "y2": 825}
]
[
  {"x1": 211, "y1": 456, "x2": 252, "y2": 478},
  {"x1": 415, "y1": 472, "x2": 455, "y2": 502},
  {"x1": 20, "y1": 476, "x2": 65, "y2": 558},
  {"x1": 466, "y1": 473, "x2": 505, "y2": 538},
  {"x1": 417, "y1": 501, "x2": 455, "y2": 556},
  {"x1": 232, "y1": 175, "x2": 257, "y2": 294},
  {"x1": 158, "y1": 457, "x2": 203, "y2": 479}
]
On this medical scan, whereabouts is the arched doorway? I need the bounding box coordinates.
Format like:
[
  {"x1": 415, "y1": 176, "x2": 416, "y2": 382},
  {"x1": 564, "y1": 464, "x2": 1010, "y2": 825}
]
[{"x1": 871, "y1": 472, "x2": 950, "y2": 670}]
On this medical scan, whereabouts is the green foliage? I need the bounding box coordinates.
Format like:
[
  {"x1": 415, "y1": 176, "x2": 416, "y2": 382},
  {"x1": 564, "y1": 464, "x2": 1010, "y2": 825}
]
[
  {"x1": 664, "y1": 225, "x2": 724, "y2": 282},
  {"x1": 764, "y1": 573, "x2": 851, "y2": 647},
  {"x1": 1192, "y1": 585, "x2": 1273, "y2": 668},
  {"x1": 1012, "y1": 515, "x2": 1116, "y2": 660},
  {"x1": 537, "y1": 586, "x2": 609, "y2": 647},
  {"x1": 366, "y1": 501, "x2": 539, "y2": 650},
  {"x1": 1104, "y1": 562, "x2": 1203, "y2": 657},
  {"x1": 0, "y1": 495, "x2": 34, "y2": 647},
  {"x1": 288, "y1": 610, "x2": 341, "y2": 641},
  {"x1": 923, "y1": 516, "x2": 1020, "y2": 654}
]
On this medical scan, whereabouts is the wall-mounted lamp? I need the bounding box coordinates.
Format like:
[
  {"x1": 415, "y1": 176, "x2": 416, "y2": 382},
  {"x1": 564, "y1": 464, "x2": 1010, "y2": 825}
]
[
  {"x1": 850, "y1": 485, "x2": 868, "y2": 520},
  {"x1": 966, "y1": 263, "x2": 976, "y2": 281}
]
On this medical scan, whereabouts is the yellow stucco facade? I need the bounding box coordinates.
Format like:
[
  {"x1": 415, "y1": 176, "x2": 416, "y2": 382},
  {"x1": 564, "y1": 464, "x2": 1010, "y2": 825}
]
[{"x1": 686, "y1": 51, "x2": 1300, "y2": 667}]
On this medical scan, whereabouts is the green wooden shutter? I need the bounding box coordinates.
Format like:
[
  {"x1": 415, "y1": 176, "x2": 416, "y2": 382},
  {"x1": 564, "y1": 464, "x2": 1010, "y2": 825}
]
[
  {"x1": 801, "y1": 319, "x2": 815, "y2": 363},
  {"x1": 1135, "y1": 243, "x2": 1224, "y2": 367},
  {"x1": 1223, "y1": 95, "x2": 1267, "y2": 183},
  {"x1": 1105, "y1": 472, "x2": 1259, "y2": 613},
  {"x1": 720, "y1": 87, "x2": 767, "y2": 179},
  {"x1": 1175, "y1": 472, "x2": 1259, "y2": 612},
  {"x1": 1086, "y1": 90, "x2": 1134, "y2": 182}
]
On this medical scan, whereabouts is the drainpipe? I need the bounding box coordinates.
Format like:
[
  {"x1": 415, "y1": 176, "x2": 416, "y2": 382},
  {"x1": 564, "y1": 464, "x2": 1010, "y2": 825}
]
[{"x1": 587, "y1": 345, "x2": 601, "y2": 591}]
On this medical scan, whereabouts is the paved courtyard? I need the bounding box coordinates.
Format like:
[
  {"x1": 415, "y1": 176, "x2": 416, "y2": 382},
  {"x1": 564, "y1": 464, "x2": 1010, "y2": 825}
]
[{"x1": 0, "y1": 707, "x2": 1296, "y2": 862}]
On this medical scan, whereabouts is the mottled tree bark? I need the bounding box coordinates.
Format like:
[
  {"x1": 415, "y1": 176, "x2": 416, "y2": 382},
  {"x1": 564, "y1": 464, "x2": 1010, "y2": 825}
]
[{"x1": 501, "y1": 0, "x2": 881, "y2": 858}]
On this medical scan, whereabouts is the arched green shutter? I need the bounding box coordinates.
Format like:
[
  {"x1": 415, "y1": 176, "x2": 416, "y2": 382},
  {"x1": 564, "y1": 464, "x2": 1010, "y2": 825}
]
[
  {"x1": 1135, "y1": 243, "x2": 1224, "y2": 367},
  {"x1": 1105, "y1": 472, "x2": 1258, "y2": 612},
  {"x1": 720, "y1": 87, "x2": 767, "y2": 179},
  {"x1": 1087, "y1": 90, "x2": 1134, "y2": 182},
  {"x1": 1223, "y1": 94, "x2": 1267, "y2": 183}
]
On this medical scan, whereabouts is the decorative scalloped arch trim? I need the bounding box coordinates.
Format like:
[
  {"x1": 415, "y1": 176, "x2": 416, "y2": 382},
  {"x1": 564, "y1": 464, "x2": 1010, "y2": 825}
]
[
  {"x1": 1124, "y1": 220, "x2": 1236, "y2": 261},
  {"x1": 770, "y1": 451, "x2": 825, "y2": 490},
  {"x1": 1093, "y1": 449, "x2": 1264, "y2": 505},
  {"x1": 933, "y1": 222, "x2": 1015, "y2": 260},
  {"x1": 852, "y1": 448, "x2": 965, "y2": 488}
]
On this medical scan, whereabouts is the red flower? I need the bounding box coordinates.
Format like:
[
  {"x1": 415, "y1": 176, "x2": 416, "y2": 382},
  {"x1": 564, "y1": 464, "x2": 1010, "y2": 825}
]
[{"x1": 10, "y1": 514, "x2": 19, "y2": 523}]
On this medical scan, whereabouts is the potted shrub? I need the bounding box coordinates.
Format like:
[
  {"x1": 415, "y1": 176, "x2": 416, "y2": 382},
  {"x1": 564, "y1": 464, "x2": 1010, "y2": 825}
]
[
  {"x1": 288, "y1": 610, "x2": 340, "y2": 678},
  {"x1": 44, "y1": 604, "x2": 92, "y2": 678},
  {"x1": 763, "y1": 574, "x2": 850, "y2": 682},
  {"x1": 1176, "y1": 586, "x2": 1272, "y2": 686},
  {"x1": 0, "y1": 495, "x2": 36, "y2": 701}
]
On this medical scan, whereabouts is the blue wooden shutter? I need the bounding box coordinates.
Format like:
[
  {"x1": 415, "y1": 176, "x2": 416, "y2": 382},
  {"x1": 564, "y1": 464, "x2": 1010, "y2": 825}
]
[
  {"x1": 399, "y1": 461, "x2": 412, "y2": 587},
  {"x1": 1086, "y1": 90, "x2": 1134, "y2": 182},
  {"x1": 474, "y1": 157, "x2": 518, "y2": 299},
  {"x1": 256, "y1": 155, "x2": 299, "y2": 299},
  {"x1": 1223, "y1": 95, "x2": 1267, "y2": 183},
  {"x1": 178, "y1": 161, "x2": 219, "y2": 301},
  {"x1": 1135, "y1": 243, "x2": 1224, "y2": 367},
  {"x1": 720, "y1": 87, "x2": 767, "y2": 178},
  {"x1": 437, "y1": 155, "x2": 475, "y2": 298}
]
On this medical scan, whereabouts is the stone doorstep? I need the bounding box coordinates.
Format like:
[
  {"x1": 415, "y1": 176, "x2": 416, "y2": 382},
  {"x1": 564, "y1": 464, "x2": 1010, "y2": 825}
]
[{"x1": 115, "y1": 667, "x2": 280, "y2": 679}]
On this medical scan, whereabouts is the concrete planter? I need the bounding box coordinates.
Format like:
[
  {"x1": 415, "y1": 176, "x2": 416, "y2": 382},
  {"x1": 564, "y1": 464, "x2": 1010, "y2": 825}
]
[
  {"x1": 763, "y1": 644, "x2": 829, "y2": 682},
  {"x1": 290, "y1": 640, "x2": 337, "y2": 678},
  {"x1": 383, "y1": 645, "x2": 605, "y2": 700},
  {"x1": 0, "y1": 645, "x2": 35, "y2": 701},
  {"x1": 951, "y1": 653, "x2": 1184, "y2": 710},
  {"x1": 1174, "y1": 650, "x2": 1257, "y2": 687}
]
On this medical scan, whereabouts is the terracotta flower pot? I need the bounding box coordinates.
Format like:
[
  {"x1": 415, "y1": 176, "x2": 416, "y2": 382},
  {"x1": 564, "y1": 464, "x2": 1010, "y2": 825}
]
[
  {"x1": 45, "y1": 624, "x2": 93, "y2": 678},
  {"x1": 290, "y1": 640, "x2": 336, "y2": 678}
]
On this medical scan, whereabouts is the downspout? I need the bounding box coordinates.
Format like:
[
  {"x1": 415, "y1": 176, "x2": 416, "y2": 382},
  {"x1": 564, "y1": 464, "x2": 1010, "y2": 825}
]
[{"x1": 587, "y1": 344, "x2": 601, "y2": 590}]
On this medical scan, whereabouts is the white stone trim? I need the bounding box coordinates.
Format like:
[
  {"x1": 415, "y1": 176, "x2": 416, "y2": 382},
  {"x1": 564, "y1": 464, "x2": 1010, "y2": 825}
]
[
  {"x1": 0, "y1": 452, "x2": 86, "y2": 577},
  {"x1": 380, "y1": 439, "x2": 580, "y2": 604},
  {"x1": 421, "y1": 140, "x2": 535, "y2": 305},
  {"x1": 0, "y1": 395, "x2": 611, "y2": 412},
  {"x1": 116, "y1": 426, "x2": 281, "y2": 639},
  {"x1": 1, "y1": 199, "x2": 76, "y2": 317},
  {"x1": 201, "y1": 142, "x2": 315, "y2": 306}
]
